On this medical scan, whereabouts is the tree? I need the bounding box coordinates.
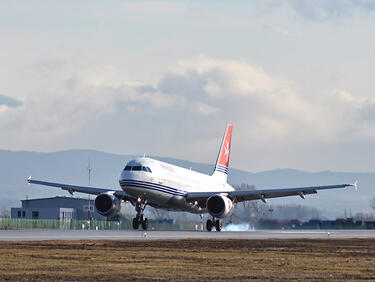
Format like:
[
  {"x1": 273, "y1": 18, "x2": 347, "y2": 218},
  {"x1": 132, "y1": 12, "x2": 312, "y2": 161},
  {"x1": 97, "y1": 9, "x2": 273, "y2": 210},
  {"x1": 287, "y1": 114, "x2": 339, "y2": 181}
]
[
  {"x1": 230, "y1": 183, "x2": 323, "y2": 223},
  {"x1": 370, "y1": 197, "x2": 375, "y2": 211},
  {"x1": 231, "y1": 183, "x2": 271, "y2": 224},
  {"x1": 0, "y1": 207, "x2": 10, "y2": 218}
]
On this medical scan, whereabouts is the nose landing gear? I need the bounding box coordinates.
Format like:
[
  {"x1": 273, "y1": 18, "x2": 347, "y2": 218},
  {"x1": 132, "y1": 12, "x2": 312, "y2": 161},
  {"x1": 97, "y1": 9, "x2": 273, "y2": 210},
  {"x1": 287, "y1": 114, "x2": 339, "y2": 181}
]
[
  {"x1": 132, "y1": 198, "x2": 148, "y2": 230},
  {"x1": 132, "y1": 215, "x2": 148, "y2": 230},
  {"x1": 206, "y1": 218, "x2": 222, "y2": 232}
]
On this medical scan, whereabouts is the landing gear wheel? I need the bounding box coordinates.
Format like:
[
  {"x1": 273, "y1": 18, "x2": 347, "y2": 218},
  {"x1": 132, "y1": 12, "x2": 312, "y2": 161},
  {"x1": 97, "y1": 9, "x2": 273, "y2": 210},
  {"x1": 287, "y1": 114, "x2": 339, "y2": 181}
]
[
  {"x1": 142, "y1": 218, "x2": 149, "y2": 230},
  {"x1": 206, "y1": 219, "x2": 213, "y2": 231},
  {"x1": 132, "y1": 218, "x2": 140, "y2": 230},
  {"x1": 215, "y1": 219, "x2": 222, "y2": 232},
  {"x1": 133, "y1": 198, "x2": 148, "y2": 231}
]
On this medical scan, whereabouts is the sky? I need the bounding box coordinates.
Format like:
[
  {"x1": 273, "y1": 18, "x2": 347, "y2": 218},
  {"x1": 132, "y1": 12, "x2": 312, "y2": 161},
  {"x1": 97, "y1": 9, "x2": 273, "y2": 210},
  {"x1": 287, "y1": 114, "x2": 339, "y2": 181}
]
[{"x1": 1, "y1": 0, "x2": 375, "y2": 172}]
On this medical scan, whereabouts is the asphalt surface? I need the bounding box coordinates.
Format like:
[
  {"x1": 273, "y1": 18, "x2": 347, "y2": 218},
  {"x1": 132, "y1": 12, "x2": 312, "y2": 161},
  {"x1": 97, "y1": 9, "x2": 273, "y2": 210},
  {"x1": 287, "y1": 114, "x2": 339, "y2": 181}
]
[{"x1": 0, "y1": 229, "x2": 374, "y2": 241}]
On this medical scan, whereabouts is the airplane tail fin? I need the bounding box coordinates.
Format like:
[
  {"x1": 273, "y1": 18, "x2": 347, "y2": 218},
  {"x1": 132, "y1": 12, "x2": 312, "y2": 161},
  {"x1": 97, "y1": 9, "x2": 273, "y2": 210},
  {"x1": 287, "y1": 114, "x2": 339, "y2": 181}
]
[{"x1": 212, "y1": 124, "x2": 233, "y2": 183}]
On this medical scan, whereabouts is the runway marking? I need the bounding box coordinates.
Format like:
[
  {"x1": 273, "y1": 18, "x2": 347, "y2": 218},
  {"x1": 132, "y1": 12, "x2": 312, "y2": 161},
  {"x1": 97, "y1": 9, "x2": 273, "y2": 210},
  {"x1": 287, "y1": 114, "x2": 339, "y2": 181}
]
[
  {"x1": 267, "y1": 231, "x2": 332, "y2": 234},
  {"x1": 0, "y1": 230, "x2": 374, "y2": 241}
]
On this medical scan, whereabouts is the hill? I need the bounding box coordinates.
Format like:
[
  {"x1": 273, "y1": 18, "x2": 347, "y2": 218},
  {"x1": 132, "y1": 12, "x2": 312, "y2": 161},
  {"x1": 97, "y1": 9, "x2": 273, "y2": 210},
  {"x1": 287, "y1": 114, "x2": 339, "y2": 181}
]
[{"x1": 0, "y1": 149, "x2": 373, "y2": 218}]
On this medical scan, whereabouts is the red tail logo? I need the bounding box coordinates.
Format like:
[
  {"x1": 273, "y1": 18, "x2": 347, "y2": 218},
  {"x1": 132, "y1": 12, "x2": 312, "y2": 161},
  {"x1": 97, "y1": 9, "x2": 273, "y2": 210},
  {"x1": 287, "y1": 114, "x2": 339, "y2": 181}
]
[{"x1": 216, "y1": 124, "x2": 232, "y2": 168}]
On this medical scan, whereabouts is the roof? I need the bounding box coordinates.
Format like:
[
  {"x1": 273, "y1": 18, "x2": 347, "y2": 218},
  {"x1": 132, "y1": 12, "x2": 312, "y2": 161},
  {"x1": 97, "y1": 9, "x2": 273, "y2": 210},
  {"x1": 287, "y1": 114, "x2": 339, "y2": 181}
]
[{"x1": 21, "y1": 196, "x2": 92, "y2": 202}]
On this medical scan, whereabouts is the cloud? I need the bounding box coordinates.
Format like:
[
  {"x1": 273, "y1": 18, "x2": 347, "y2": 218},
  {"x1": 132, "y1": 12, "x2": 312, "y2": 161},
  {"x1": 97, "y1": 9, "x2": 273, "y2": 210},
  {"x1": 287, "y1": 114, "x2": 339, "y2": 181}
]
[
  {"x1": 263, "y1": 24, "x2": 296, "y2": 38},
  {"x1": 121, "y1": 1, "x2": 186, "y2": 15},
  {"x1": 0, "y1": 61, "x2": 185, "y2": 148},
  {"x1": 290, "y1": 0, "x2": 375, "y2": 21},
  {"x1": 150, "y1": 57, "x2": 375, "y2": 148},
  {"x1": 2, "y1": 55, "x2": 375, "y2": 171},
  {"x1": 195, "y1": 102, "x2": 221, "y2": 116},
  {"x1": 151, "y1": 56, "x2": 318, "y2": 143},
  {"x1": 360, "y1": 103, "x2": 375, "y2": 121},
  {"x1": 0, "y1": 94, "x2": 22, "y2": 107},
  {"x1": 160, "y1": 56, "x2": 289, "y2": 101},
  {"x1": 29, "y1": 59, "x2": 66, "y2": 75},
  {"x1": 1, "y1": 56, "x2": 304, "y2": 151},
  {"x1": 333, "y1": 89, "x2": 375, "y2": 123}
]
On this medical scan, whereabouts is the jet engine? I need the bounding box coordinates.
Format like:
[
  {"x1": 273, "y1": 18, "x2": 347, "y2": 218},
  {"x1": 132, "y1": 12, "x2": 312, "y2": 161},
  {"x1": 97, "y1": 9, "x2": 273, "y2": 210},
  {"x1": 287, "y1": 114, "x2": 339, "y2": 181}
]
[
  {"x1": 94, "y1": 193, "x2": 121, "y2": 217},
  {"x1": 206, "y1": 194, "x2": 233, "y2": 218}
]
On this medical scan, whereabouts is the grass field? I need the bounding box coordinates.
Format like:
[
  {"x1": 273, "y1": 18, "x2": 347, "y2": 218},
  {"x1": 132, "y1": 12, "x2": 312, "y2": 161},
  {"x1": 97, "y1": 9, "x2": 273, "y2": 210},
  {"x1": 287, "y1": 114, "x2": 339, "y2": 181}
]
[{"x1": 0, "y1": 239, "x2": 374, "y2": 280}]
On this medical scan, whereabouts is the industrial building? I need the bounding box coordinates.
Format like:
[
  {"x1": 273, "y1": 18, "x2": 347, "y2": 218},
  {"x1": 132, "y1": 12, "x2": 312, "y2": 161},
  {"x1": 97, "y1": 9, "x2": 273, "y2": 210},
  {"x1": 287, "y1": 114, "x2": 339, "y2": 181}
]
[{"x1": 11, "y1": 196, "x2": 105, "y2": 220}]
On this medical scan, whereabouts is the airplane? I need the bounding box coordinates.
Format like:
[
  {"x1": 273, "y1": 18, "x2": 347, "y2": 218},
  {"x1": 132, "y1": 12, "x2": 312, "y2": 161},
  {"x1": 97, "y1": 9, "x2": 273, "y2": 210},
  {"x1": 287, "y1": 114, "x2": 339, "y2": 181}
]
[{"x1": 27, "y1": 124, "x2": 357, "y2": 231}]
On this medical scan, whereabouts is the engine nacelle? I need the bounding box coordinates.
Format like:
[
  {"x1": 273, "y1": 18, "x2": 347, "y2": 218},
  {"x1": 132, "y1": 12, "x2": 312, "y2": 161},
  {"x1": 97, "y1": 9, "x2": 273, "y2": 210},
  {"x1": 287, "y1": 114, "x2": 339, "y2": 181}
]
[
  {"x1": 206, "y1": 194, "x2": 233, "y2": 218},
  {"x1": 94, "y1": 193, "x2": 121, "y2": 218}
]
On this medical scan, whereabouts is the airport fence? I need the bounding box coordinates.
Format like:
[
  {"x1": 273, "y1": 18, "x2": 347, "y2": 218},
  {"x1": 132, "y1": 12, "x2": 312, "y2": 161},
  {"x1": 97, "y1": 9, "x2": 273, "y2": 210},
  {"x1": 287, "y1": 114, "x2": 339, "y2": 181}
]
[{"x1": 0, "y1": 218, "x2": 196, "y2": 230}]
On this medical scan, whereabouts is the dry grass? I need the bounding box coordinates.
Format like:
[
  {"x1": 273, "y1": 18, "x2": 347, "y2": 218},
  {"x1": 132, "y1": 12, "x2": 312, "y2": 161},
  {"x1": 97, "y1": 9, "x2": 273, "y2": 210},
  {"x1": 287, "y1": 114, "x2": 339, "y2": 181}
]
[{"x1": 0, "y1": 239, "x2": 374, "y2": 281}]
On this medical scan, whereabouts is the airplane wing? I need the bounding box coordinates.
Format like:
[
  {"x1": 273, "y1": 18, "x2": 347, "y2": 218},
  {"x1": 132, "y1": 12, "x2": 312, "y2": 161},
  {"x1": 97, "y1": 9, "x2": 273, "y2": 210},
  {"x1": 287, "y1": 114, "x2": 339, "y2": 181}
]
[
  {"x1": 186, "y1": 182, "x2": 357, "y2": 203},
  {"x1": 27, "y1": 177, "x2": 131, "y2": 200}
]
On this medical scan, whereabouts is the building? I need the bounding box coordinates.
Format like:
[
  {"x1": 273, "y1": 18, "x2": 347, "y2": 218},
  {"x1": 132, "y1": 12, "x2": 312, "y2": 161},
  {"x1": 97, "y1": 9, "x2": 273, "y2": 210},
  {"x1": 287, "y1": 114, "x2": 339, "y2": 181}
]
[{"x1": 11, "y1": 196, "x2": 105, "y2": 220}]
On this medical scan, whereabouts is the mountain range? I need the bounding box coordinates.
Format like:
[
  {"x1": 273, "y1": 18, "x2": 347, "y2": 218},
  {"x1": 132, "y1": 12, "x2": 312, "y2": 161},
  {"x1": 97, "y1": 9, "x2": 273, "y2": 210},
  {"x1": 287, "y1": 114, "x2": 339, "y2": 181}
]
[{"x1": 0, "y1": 149, "x2": 373, "y2": 218}]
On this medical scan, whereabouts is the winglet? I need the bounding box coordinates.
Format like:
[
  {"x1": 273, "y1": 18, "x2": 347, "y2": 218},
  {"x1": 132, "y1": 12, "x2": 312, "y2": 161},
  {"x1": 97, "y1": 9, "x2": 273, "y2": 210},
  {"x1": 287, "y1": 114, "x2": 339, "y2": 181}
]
[
  {"x1": 353, "y1": 179, "x2": 358, "y2": 191},
  {"x1": 345, "y1": 180, "x2": 358, "y2": 191},
  {"x1": 27, "y1": 176, "x2": 32, "y2": 184}
]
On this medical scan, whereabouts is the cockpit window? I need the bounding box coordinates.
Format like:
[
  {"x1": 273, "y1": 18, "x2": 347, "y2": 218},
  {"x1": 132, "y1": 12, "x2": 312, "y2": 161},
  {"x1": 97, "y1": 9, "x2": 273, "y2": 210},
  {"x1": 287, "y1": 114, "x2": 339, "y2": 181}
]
[{"x1": 125, "y1": 165, "x2": 152, "y2": 173}]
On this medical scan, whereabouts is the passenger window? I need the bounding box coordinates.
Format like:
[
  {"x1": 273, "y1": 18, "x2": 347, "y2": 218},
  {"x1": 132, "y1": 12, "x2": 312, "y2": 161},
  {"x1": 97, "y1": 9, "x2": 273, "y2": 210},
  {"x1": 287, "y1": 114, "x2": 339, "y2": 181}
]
[
  {"x1": 132, "y1": 166, "x2": 142, "y2": 171},
  {"x1": 124, "y1": 166, "x2": 132, "y2": 171}
]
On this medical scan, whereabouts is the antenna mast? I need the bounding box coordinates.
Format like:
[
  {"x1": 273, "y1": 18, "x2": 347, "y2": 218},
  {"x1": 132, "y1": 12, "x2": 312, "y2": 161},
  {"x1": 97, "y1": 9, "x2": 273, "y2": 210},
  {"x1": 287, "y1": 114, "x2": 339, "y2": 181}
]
[
  {"x1": 87, "y1": 159, "x2": 93, "y2": 224},
  {"x1": 87, "y1": 159, "x2": 92, "y2": 186}
]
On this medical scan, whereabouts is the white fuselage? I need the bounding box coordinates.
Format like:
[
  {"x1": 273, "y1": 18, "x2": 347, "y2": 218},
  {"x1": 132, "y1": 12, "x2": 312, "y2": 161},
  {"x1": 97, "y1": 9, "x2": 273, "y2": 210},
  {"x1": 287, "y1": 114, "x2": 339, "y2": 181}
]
[{"x1": 119, "y1": 157, "x2": 234, "y2": 214}]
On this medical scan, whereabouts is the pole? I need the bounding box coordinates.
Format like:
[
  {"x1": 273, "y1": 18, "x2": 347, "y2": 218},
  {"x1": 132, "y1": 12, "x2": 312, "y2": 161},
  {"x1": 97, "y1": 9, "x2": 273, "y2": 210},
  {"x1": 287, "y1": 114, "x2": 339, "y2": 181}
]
[{"x1": 87, "y1": 160, "x2": 92, "y2": 227}]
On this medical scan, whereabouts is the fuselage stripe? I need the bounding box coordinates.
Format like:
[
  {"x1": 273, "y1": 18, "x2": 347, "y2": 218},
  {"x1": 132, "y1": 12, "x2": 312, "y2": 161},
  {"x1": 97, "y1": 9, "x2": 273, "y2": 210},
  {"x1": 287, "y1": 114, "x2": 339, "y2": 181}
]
[
  {"x1": 120, "y1": 180, "x2": 187, "y2": 196},
  {"x1": 216, "y1": 164, "x2": 228, "y2": 168},
  {"x1": 120, "y1": 179, "x2": 187, "y2": 194},
  {"x1": 121, "y1": 182, "x2": 186, "y2": 196},
  {"x1": 215, "y1": 166, "x2": 228, "y2": 171},
  {"x1": 214, "y1": 165, "x2": 228, "y2": 174},
  {"x1": 215, "y1": 164, "x2": 228, "y2": 171}
]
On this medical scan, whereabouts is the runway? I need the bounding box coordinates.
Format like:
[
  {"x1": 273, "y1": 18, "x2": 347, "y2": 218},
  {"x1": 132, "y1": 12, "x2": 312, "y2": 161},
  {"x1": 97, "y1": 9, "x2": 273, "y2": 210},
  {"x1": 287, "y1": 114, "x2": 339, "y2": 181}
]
[{"x1": 0, "y1": 229, "x2": 374, "y2": 241}]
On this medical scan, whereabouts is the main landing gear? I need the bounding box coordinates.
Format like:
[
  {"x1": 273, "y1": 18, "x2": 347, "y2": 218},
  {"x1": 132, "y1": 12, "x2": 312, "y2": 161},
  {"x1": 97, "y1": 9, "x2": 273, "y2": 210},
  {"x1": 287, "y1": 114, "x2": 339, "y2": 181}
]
[
  {"x1": 132, "y1": 198, "x2": 148, "y2": 230},
  {"x1": 206, "y1": 218, "x2": 222, "y2": 232}
]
